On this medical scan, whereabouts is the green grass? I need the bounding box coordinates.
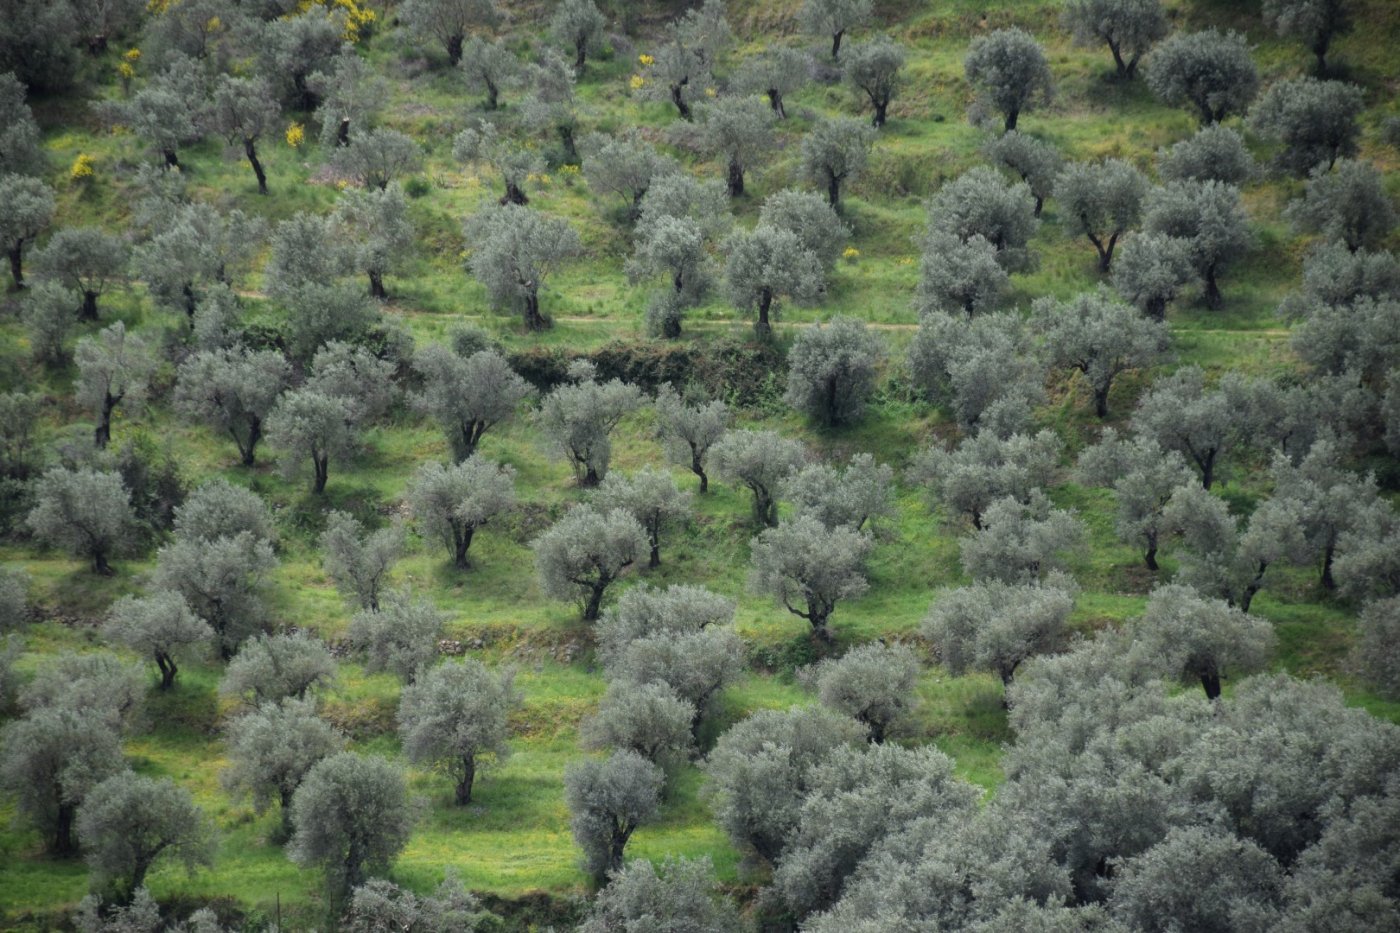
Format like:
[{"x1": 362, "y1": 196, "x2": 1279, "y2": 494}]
[{"x1": 3, "y1": 0, "x2": 1400, "y2": 927}]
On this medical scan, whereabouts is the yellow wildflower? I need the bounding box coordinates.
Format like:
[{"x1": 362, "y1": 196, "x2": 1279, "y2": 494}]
[
  {"x1": 70, "y1": 154, "x2": 95, "y2": 181},
  {"x1": 704, "y1": 86, "x2": 717, "y2": 98},
  {"x1": 629, "y1": 74, "x2": 645, "y2": 91},
  {"x1": 285, "y1": 122, "x2": 305, "y2": 148},
  {"x1": 639, "y1": 54, "x2": 654, "y2": 66},
  {"x1": 843, "y1": 247, "x2": 861, "y2": 260},
  {"x1": 123, "y1": 48, "x2": 141, "y2": 62}
]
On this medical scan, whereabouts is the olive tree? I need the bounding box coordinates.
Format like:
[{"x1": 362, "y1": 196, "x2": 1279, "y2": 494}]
[
  {"x1": 208, "y1": 74, "x2": 280, "y2": 195},
  {"x1": 265, "y1": 389, "x2": 355, "y2": 495},
  {"x1": 800, "y1": 117, "x2": 875, "y2": 208},
  {"x1": 26, "y1": 467, "x2": 134, "y2": 574},
  {"x1": 914, "y1": 232, "x2": 1009, "y2": 316},
  {"x1": 1131, "y1": 366, "x2": 1257, "y2": 489},
  {"x1": 923, "y1": 580, "x2": 1074, "y2": 692},
  {"x1": 800, "y1": 0, "x2": 871, "y2": 60},
  {"x1": 453, "y1": 119, "x2": 544, "y2": 205},
  {"x1": 174, "y1": 348, "x2": 292, "y2": 467},
  {"x1": 1145, "y1": 29, "x2": 1259, "y2": 124},
  {"x1": 579, "y1": 857, "x2": 739, "y2": 933},
  {"x1": 984, "y1": 130, "x2": 1062, "y2": 217},
  {"x1": 401, "y1": 0, "x2": 500, "y2": 66},
  {"x1": 844, "y1": 36, "x2": 904, "y2": 128},
  {"x1": 908, "y1": 429, "x2": 1061, "y2": 530},
  {"x1": 760, "y1": 189, "x2": 851, "y2": 269},
  {"x1": 804, "y1": 642, "x2": 920, "y2": 742},
  {"x1": 1250, "y1": 77, "x2": 1363, "y2": 176},
  {"x1": 287, "y1": 752, "x2": 414, "y2": 910},
  {"x1": 581, "y1": 130, "x2": 680, "y2": 223},
  {"x1": 255, "y1": 9, "x2": 343, "y2": 111},
  {"x1": 750, "y1": 516, "x2": 871, "y2": 641},
  {"x1": 581, "y1": 681, "x2": 695, "y2": 772},
  {"x1": 310, "y1": 50, "x2": 389, "y2": 147},
  {"x1": 1056, "y1": 159, "x2": 1149, "y2": 272},
  {"x1": 626, "y1": 215, "x2": 712, "y2": 337},
  {"x1": 1036, "y1": 290, "x2": 1169, "y2": 417},
  {"x1": 925, "y1": 166, "x2": 1039, "y2": 272},
  {"x1": 103, "y1": 591, "x2": 211, "y2": 690},
  {"x1": 464, "y1": 202, "x2": 581, "y2": 331},
  {"x1": 343, "y1": 875, "x2": 496, "y2": 933},
  {"x1": 596, "y1": 584, "x2": 736, "y2": 663},
  {"x1": 550, "y1": 0, "x2": 606, "y2": 74},
  {"x1": 101, "y1": 56, "x2": 203, "y2": 168},
  {"x1": 537, "y1": 368, "x2": 644, "y2": 486},
  {"x1": 959, "y1": 492, "x2": 1086, "y2": 584},
  {"x1": 21, "y1": 282, "x2": 74, "y2": 365},
  {"x1": 723, "y1": 224, "x2": 825, "y2": 335},
  {"x1": 1263, "y1": 0, "x2": 1351, "y2": 74},
  {"x1": 1270, "y1": 439, "x2": 1380, "y2": 589},
  {"x1": 1285, "y1": 158, "x2": 1396, "y2": 252},
  {"x1": 1062, "y1": 0, "x2": 1168, "y2": 80},
  {"x1": 1143, "y1": 180, "x2": 1253, "y2": 309},
  {"x1": 907, "y1": 310, "x2": 1046, "y2": 435},
  {"x1": 1112, "y1": 232, "x2": 1199, "y2": 320},
  {"x1": 784, "y1": 452, "x2": 895, "y2": 533},
  {"x1": 413, "y1": 344, "x2": 529, "y2": 461},
  {"x1": 221, "y1": 696, "x2": 345, "y2": 839},
  {"x1": 76, "y1": 772, "x2": 213, "y2": 900},
  {"x1": 520, "y1": 49, "x2": 581, "y2": 163},
  {"x1": 642, "y1": 0, "x2": 732, "y2": 121},
  {"x1": 0, "y1": 708, "x2": 125, "y2": 855},
  {"x1": 654, "y1": 385, "x2": 730, "y2": 494},
  {"x1": 964, "y1": 28, "x2": 1053, "y2": 132},
  {"x1": 673, "y1": 95, "x2": 776, "y2": 197},
  {"x1": 533, "y1": 506, "x2": 648, "y2": 621},
  {"x1": 0, "y1": 71, "x2": 43, "y2": 175},
  {"x1": 735, "y1": 45, "x2": 810, "y2": 118},
  {"x1": 408, "y1": 457, "x2": 516, "y2": 569},
  {"x1": 154, "y1": 533, "x2": 276, "y2": 657},
  {"x1": 0, "y1": 172, "x2": 55, "y2": 289},
  {"x1": 19, "y1": 651, "x2": 145, "y2": 733},
  {"x1": 784, "y1": 317, "x2": 885, "y2": 427},
  {"x1": 1133, "y1": 584, "x2": 1275, "y2": 699},
  {"x1": 1076, "y1": 429, "x2": 1197, "y2": 570},
  {"x1": 459, "y1": 36, "x2": 521, "y2": 111},
  {"x1": 221, "y1": 632, "x2": 336, "y2": 708},
  {"x1": 330, "y1": 183, "x2": 414, "y2": 300},
  {"x1": 172, "y1": 478, "x2": 276, "y2": 547},
  {"x1": 321, "y1": 511, "x2": 401, "y2": 611},
  {"x1": 334, "y1": 128, "x2": 423, "y2": 192},
  {"x1": 1157, "y1": 124, "x2": 1257, "y2": 185},
  {"x1": 565, "y1": 749, "x2": 664, "y2": 882},
  {"x1": 1354, "y1": 597, "x2": 1400, "y2": 699},
  {"x1": 348, "y1": 592, "x2": 445, "y2": 683},
  {"x1": 31, "y1": 228, "x2": 127, "y2": 321},
  {"x1": 711, "y1": 429, "x2": 806, "y2": 526},
  {"x1": 398, "y1": 658, "x2": 519, "y2": 805},
  {"x1": 593, "y1": 467, "x2": 693, "y2": 569},
  {"x1": 76, "y1": 322, "x2": 154, "y2": 450}
]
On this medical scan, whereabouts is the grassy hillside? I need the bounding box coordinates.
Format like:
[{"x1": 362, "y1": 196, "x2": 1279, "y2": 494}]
[{"x1": 2, "y1": 0, "x2": 1399, "y2": 928}]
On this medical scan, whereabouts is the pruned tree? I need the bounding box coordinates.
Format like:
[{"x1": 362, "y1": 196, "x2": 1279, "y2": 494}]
[
  {"x1": 538, "y1": 366, "x2": 644, "y2": 486},
  {"x1": 1145, "y1": 29, "x2": 1259, "y2": 124},
  {"x1": 1157, "y1": 124, "x2": 1257, "y2": 185},
  {"x1": 592, "y1": 467, "x2": 693, "y2": 569},
  {"x1": 1036, "y1": 290, "x2": 1169, "y2": 417},
  {"x1": 1133, "y1": 584, "x2": 1275, "y2": 699},
  {"x1": 844, "y1": 36, "x2": 904, "y2": 128},
  {"x1": 221, "y1": 631, "x2": 336, "y2": 708},
  {"x1": 1250, "y1": 77, "x2": 1363, "y2": 176},
  {"x1": 329, "y1": 182, "x2": 414, "y2": 300},
  {"x1": 784, "y1": 452, "x2": 894, "y2": 534},
  {"x1": 964, "y1": 28, "x2": 1054, "y2": 132},
  {"x1": 321, "y1": 511, "x2": 401, "y2": 611},
  {"x1": 408, "y1": 457, "x2": 516, "y2": 570},
  {"x1": 398, "y1": 658, "x2": 519, "y2": 804},
  {"x1": 983, "y1": 130, "x2": 1061, "y2": 217},
  {"x1": 959, "y1": 491, "x2": 1086, "y2": 584},
  {"x1": 581, "y1": 681, "x2": 695, "y2": 772},
  {"x1": 463, "y1": 202, "x2": 581, "y2": 331},
  {"x1": 75, "y1": 322, "x2": 153, "y2": 450},
  {"x1": 907, "y1": 310, "x2": 1046, "y2": 436},
  {"x1": 1263, "y1": 0, "x2": 1351, "y2": 74},
  {"x1": 1062, "y1": 0, "x2": 1169, "y2": 80},
  {"x1": 154, "y1": 532, "x2": 276, "y2": 658},
  {"x1": 760, "y1": 189, "x2": 851, "y2": 269},
  {"x1": 459, "y1": 35, "x2": 520, "y2": 111},
  {"x1": 103, "y1": 591, "x2": 211, "y2": 690},
  {"x1": 908, "y1": 429, "x2": 1061, "y2": 530},
  {"x1": 221, "y1": 696, "x2": 345, "y2": 839},
  {"x1": 1111, "y1": 232, "x2": 1199, "y2": 320},
  {"x1": 579, "y1": 857, "x2": 739, "y2": 933},
  {"x1": 174, "y1": 348, "x2": 291, "y2": 467},
  {"x1": 0, "y1": 71, "x2": 43, "y2": 175},
  {"x1": 784, "y1": 317, "x2": 885, "y2": 427},
  {"x1": 1077, "y1": 429, "x2": 1197, "y2": 570},
  {"x1": 800, "y1": 117, "x2": 875, "y2": 207},
  {"x1": 1131, "y1": 366, "x2": 1257, "y2": 489},
  {"x1": 925, "y1": 166, "x2": 1039, "y2": 272},
  {"x1": 641, "y1": 0, "x2": 732, "y2": 121},
  {"x1": 533, "y1": 505, "x2": 648, "y2": 621},
  {"x1": 654, "y1": 385, "x2": 730, "y2": 494},
  {"x1": 800, "y1": 0, "x2": 871, "y2": 60},
  {"x1": 26, "y1": 466, "x2": 134, "y2": 575},
  {"x1": 1285, "y1": 158, "x2": 1396, "y2": 252},
  {"x1": 173, "y1": 478, "x2": 276, "y2": 547},
  {"x1": 581, "y1": 130, "x2": 680, "y2": 223},
  {"x1": 734, "y1": 45, "x2": 809, "y2": 118},
  {"x1": 400, "y1": 0, "x2": 501, "y2": 66},
  {"x1": 1142, "y1": 180, "x2": 1253, "y2": 309},
  {"x1": 208, "y1": 74, "x2": 280, "y2": 195},
  {"x1": 1056, "y1": 159, "x2": 1149, "y2": 272},
  {"x1": 711, "y1": 429, "x2": 806, "y2": 526},
  {"x1": 348, "y1": 592, "x2": 445, "y2": 683},
  {"x1": 310, "y1": 48, "x2": 389, "y2": 147},
  {"x1": 923, "y1": 580, "x2": 1074, "y2": 692},
  {"x1": 413, "y1": 344, "x2": 529, "y2": 462},
  {"x1": 334, "y1": 128, "x2": 423, "y2": 192},
  {"x1": 76, "y1": 772, "x2": 213, "y2": 900},
  {"x1": 723, "y1": 224, "x2": 825, "y2": 335},
  {"x1": 550, "y1": 0, "x2": 606, "y2": 74},
  {"x1": 804, "y1": 642, "x2": 920, "y2": 742},
  {"x1": 750, "y1": 515, "x2": 871, "y2": 641},
  {"x1": 672, "y1": 95, "x2": 775, "y2": 197},
  {"x1": 0, "y1": 172, "x2": 55, "y2": 289},
  {"x1": 564, "y1": 749, "x2": 664, "y2": 882},
  {"x1": 31, "y1": 228, "x2": 127, "y2": 321},
  {"x1": 287, "y1": 752, "x2": 414, "y2": 910}
]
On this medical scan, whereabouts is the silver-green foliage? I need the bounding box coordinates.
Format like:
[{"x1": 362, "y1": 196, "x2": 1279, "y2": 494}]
[
  {"x1": 581, "y1": 680, "x2": 695, "y2": 771},
  {"x1": 537, "y1": 371, "x2": 644, "y2": 486},
  {"x1": 1055, "y1": 159, "x2": 1148, "y2": 272},
  {"x1": 1111, "y1": 231, "x2": 1199, "y2": 319},
  {"x1": 710, "y1": 428, "x2": 806, "y2": 526},
  {"x1": 173, "y1": 478, "x2": 276, "y2": 546},
  {"x1": 592, "y1": 466, "x2": 693, "y2": 569},
  {"x1": 265, "y1": 388, "x2": 355, "y2": 494},
  {"x1": 75, "y1": 322, "x2": 153, "y2": 449},
  {"x1": 909, "y1": 428, "x2": 1060, "y2": 530},
  {"x1": 1036, "y1": 289, "x2": 1169, "y2": 417},
  {"x1": 799, "y1": 117, "x2": 875, "y2": 207},
  {"x1": 963, "y1": 28, "x2": 1053, "y2": 132},
  {"x1": 408, "y1": 456, "x2": 516, "y2": 569},
  {"x1": 1077, "y1": 428, "x2": 1196, "y2": 569},
  {"x1": 533, "y1": 506, "x2": 647, "y2": 621},
  {"x1": 722, "y1": 224, "x2": 825, "y2": 334},
  {"x1": 1250, "y1": 77, "x2": 1364, "y2": 175},
  {"x1": 1354, "y1": 597, "x2": 1400, "y2": 699},
  {"x1": 923, "y1": 580, "x2": 1074, "y2": 688},
  {"x1": 915, "y1": 231, "x2": 1009, "y2": 316},
  {"x1": 31, "y1": 227, "x2": 127, "y2": 321},
  {"x1": 221, "y1": 696, "x2": 345, "y2": 837},
  {"x1": 397, "y1": 657, "x2": 519, "y2": 805},
  {"x1": 803, "y1": 642, "x2": 920, "y2": 742},
  {"x1": 1131, "y1": 584, "x2": 1276, "y2": 698},
  {"x1": 320, "y1": 510, "x2": 401, "y2": 611},
  {"x1": 220, "y1": 631, "x2": 336, "y2": 708},
  {"x1": 174, "y1": 348, "x2": 292, "y2": 466},
  {"x1": 343, "y1": 875, "x2": 496, "y2": 933},
  {"x1": 1145, "y1": 29, "x2": 1259, "y2": 124},
  {"x1": 1285, "y1": 158, "x2": 1397, "y2": 252},
  {"x1": 0, "y1": 71, "x2": 43, "y2": 175},
  {"x1": 784, "y1": 316, "x2": 885, "y2": 427},
  {"x1": 1062, "y1": 0, "x2": 1168, "y2": 80},
  {"x1": 564, "y1": 748, "x2": 664, "y2": 881},
  {"x1": 1157, "y1": 124, "x2": 1257, "y2": 185},
  {"x1": 1262, "y1": 0, "x2": 1351, "y2": 73},
  {"x1": 20, "y1": 650, "x2": 145, "y2": 733},
  {"x1": 550, "y1": 0, "x2": 606, "y2": 73},
  {"x1": 654, "y1": 384, "x2": 730, "y2": 494},
  {"x1": 800, "y1": 0, "x2": 871, "y2": 59},
  {"x1": 750, "y1": 515, "x2": 871, "y2": 640},
  {"x1": 26, "y1": 466, "x2": 134, "y2": 574},
  {"x1": 960, "y1": 492, "x2": 1085, "y2": 584},
  {"x1": 413, "y1": 344, "x2": 530, "y2": 462},
  {"x1": 76, "y1": 771, "x2": 213, "y2": 899},
  {"x1": 103, "y1": 591, "x2": 211, "y2": 690},
  {"x1": 348, "y1": 591, "x2": 445, "y2": 683},
  {"x1": 153, "y1": 532, "x2": 276, "y2": 657},
  {"x1": 734, "y1": 46, "x2": 810, "y2": 118},
  {"x1": 925, "y1": 166, "x2": 1039, "y2": 273},
  {"x1": 578, "y1": 856, "x2": 739, "y2": 933},
  {"x1": 463, "y1": 202, "x2": 581, "y2": 330},
  {"x1": 784, "y1": 452, "x2": 894, "y2": 533},
  {"x1": 907, "y1": 310, "x2": 1046, "y2": 436},
  {"x1": 843, "y1": 35, "x2": 904, "y2": 128}
]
